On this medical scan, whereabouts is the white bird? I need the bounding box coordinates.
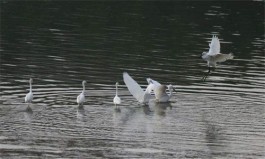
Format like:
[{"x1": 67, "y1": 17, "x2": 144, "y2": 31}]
[
  {"x1": 201, "y1": 35, "x2": 234, "y2": 81},
  {"x1": 25, "y1": 78, "x2": 33, "y2": 108},
  {"x1": 123, "y1": 72, "x2": 152, "y2": 105},
  {"x1": 77, "y1": 80, "x2": 86, "y2": 107},
  {"x1": 113, "y1": 82, "x2": 121, "y2": 108},
  {"x1": 154, "y1": 84, "x2": 175, "y2": 103},
  {"x1": 146, "y1": 78, "x2": 161, "y2": 94}
]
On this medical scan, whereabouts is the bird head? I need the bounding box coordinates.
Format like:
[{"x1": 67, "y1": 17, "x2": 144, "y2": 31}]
[
  {"x1": 29, "y1": 78, "x2": 33, "y2": 83},
  {"x1": 82, "y1": 80, "x2": 87, "y2": 85},
  {"x1": 167, "y1": 84, "x2": 176, "y2": 92},
  {"x1": 116, "y1": 82, "x2": 119, "y2": 85},
  {"x1": 201, "y1": 52, "x2": 207, "y2": 58}
]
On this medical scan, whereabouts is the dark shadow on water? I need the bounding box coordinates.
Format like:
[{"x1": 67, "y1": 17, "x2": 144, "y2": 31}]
[
  {"x1": 76, "y1": 105, "x2": 86, "y2": 120},
  {"x1": 202, "y1": 114, "x2": 227, "y2": 158},
  {"x1": 114, "y1": 106, "x2": 121, "y2": 113},
  {"x1": 22, "y1": 106, "x2": 33, "y2": 122},
  {"x1": 142, "y1": 105, "x2": 152, "y2": 115},
  {"x1": 78, "y1": 104, "x2": 84, "y2": 110},
  {"x1": 25, "y1": 106, "x2": 33, "y2": 114},
  {"x1": 153, "y1": 102, "x2": 172, "y2": 117}
]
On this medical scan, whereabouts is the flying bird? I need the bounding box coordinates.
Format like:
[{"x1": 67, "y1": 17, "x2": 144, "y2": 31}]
[{"x1": 201, "y1": 35, "x2": 234, "y2": 81}]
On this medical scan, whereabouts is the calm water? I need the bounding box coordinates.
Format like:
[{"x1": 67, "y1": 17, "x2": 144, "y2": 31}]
[{"x1": 1, "y1": 2, "x2": 264, "y2": 158}]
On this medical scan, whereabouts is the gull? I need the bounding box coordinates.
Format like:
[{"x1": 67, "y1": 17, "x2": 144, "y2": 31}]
[
  {"x1": 77, "y1": 80, "x2": 86, "y2": 107},
  {"x1": 123, "y1": 72, "x2": 152, "y2": 105},
  {"x1": 154, "y1": 84, "x2": 175, "y2": 103},
  {"x1": 201, "y1": 35, "x2": 234, "y2": 81},
  {"x1": 25, "y1": 78, "x2": 33, "y2": 108}
]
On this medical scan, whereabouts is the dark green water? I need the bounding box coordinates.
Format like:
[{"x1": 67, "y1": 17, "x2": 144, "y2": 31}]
[{"x1": 1, "y1": 2, "x2": 264, "y2": 158}]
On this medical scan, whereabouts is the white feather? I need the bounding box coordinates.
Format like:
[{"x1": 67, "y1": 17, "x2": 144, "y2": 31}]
[
  {"x1": 146, "y1": 78, "x2": 161, "y2": 93},
  {"x1": 210, "y1": 53, "x2": 234, "y2": 63},
  {"x1": 202, "y1": 35, "x2": 233, "y2": 68},
  {"x1": 208, "y1": 35, "x2": 220, "y2": 55},
  {"x1": 77, "y1": 80, "x2": 86, "y2": 106},
  {"x1": 113, "y1": 82, "x2": 121, "y2": 105},
  {"x1": 113, "y1": 95, "x2": 121, "y2": 105},
  {"x1": 123, "y1": 72, "x2": 151, "y2": 104},
  {"x1": 25, "y1": 78, "x2": 33, "y2": 104}
]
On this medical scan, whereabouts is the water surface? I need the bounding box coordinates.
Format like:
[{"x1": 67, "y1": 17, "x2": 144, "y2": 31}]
[{"x1": 1, "y1": 2, "x2": 264, "y2": 158}]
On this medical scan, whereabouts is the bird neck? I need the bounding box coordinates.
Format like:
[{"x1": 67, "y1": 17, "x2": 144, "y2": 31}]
[
  {"x1": 30, "y1": 82, "x2": 32, "y2": 92},
  {"x1": 82, "y1": 84, "x2": 85, "y2": 93},
  {"x1": 115, "y1": 84, "x2": 118, "y2": 96}
]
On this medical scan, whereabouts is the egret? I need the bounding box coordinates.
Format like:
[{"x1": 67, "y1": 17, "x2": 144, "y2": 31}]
[
  {"x1": 113, "y1": 82, "x2": 121, "y2": 108},
  {"x1": 123, "y1": 72, "x2": 152, "y2": 105},
  {"x1": 146, "y1": 78, "x2": 161, "y2": 94},
  {"x1": 77, "y1": 80, "x2": 86, "y2": 107},
  {"x1": 201, "y1": 35, "x2": 234, "y2": 81},
  {"x1": 25, "y1": 78, "x2": 33, "y2": 108},
  {"x1": 154, "y1": 84, "x2": 175, "y2": 103}
]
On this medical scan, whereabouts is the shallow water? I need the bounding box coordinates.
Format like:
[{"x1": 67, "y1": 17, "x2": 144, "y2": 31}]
[{"x1": 1, "y1": 2, "x2": 264, "y2": 158}]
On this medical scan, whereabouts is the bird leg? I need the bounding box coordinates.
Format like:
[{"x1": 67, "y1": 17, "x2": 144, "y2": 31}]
[
  {"x1": 202, "y1": 67, "x2": 211, "y2": 81},
  {"x1": 26, "y1": 104, "x2": 32, "y2": 111},
  {"x1": 78, "y1": 103, "x2": 83, "y2": 109}
]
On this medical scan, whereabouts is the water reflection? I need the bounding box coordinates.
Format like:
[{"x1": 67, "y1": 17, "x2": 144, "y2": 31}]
[
  {"x1": 142, "y1": 105, "x2": 152, "y2": 115},
  {"x1": 114, "y1": 106, "x2": 121, "y2": 113},
  {"x1": 1, "y1": 2, "x2": 264, "y2": 158},
  {"x1": 153, "y1": 102, "x2": 172, "y2": 117},
  {"x1": 76, "y1": 106, "x2": 85, "y2": 120},
  {"x1": 202, "y1": 117, "x2": 226, "y2": 158},
  {"x1": 23, "y1": 106, "x2": 33, "y2": 122}
]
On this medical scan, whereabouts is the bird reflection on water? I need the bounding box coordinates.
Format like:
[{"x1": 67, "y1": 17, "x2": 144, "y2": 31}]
[
  {"x1": 153, "y1": 102, "x2": 172, "y2": 117},
  {"x1": 142, "y1": 105, "x2": 152, "y2": 115},
  {"x1": 23, "y1": 106, "x2": 33, "y2": 122},
  {"x1": 76, "y1": 105, "x2": 86, "y2": 121}
]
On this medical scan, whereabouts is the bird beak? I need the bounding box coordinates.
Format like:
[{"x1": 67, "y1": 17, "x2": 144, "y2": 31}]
[{"x1": 172, "y1": 87, "x2": 177, "y2": 92}]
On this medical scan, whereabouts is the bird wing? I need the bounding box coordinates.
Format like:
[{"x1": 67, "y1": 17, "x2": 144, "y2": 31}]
[
  {"x1": 77, "y1": 93, "x2": 85, "y2": 104},
  {"x1": 113, "y1": 96, "x2": 121, "y2": 104},
  {"x1": 150, "y1": 78, "x2": 161, "y2": 86},
  {"x1": 25, "y1": 92, "x2": 33, "y2": 103},
  {"x1": 123, "y1": 72, "x2": 145, "y2": 103},
  {"x1": 208, "y1": 35, "x2": 220, "y2": 55},
  {"x1": 146, "y1": 78, "x2": 161, "y2": 93},
  {"x1": 210, "y1": 53, "x2": 234, "y2": 63}
]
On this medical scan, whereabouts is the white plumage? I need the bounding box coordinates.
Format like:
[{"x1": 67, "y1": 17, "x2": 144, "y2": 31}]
[
  {"x1": 25, "y1": 78, "x2": 33, "y2": 107},
  {"x1": 201, "y1": 35, "x2": 234, "y2": 80},
  {"x1": 146, "y1": 78, "x2": 161, "y2": 94},
  {"x1": 113, "y1": 82, "x2": 121, "y2": 107},
  {"x1": 208, "y1": 35, "x2": 221, "y2": 56},
  {"x1": 77, "y1": 80, "x2": 86, "y2": 107},
  {"x1": 123, "y1": 72, "x2": 151, "y2": 105}
]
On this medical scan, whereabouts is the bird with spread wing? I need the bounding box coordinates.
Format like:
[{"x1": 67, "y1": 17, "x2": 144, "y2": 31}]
[{"x1": 201, "y1": 35, "x2": 234, "y2": 81}]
